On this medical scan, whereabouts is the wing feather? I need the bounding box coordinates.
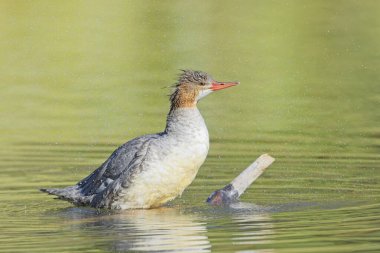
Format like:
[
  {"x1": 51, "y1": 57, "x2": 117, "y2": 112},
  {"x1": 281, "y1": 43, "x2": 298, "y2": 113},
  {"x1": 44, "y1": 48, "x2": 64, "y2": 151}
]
[{"x1": 89, "y1": 136, "x2": 157, "y2": 208}]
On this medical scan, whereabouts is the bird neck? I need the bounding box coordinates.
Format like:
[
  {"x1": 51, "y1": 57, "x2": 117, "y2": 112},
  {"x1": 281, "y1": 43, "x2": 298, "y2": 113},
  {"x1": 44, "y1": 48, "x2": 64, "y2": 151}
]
[
  {"x1": 165, "y1": 107, "x2": 205, "y2": 134},
  {"x1": 169, "y1": 87, "x2": 197, "y2": 114}
]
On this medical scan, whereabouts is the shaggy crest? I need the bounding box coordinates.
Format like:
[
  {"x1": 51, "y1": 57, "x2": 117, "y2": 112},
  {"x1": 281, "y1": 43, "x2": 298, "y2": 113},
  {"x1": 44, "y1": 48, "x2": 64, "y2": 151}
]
[{"x1": 176, "y1": 70, "x2": 212, "y2": 87}]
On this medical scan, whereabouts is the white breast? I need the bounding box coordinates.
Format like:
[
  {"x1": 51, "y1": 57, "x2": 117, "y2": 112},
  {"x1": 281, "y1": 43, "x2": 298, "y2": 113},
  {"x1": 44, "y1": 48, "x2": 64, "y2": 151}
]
[{"x1": 114, "y1": 107, "x2": 209, "y2": 209}]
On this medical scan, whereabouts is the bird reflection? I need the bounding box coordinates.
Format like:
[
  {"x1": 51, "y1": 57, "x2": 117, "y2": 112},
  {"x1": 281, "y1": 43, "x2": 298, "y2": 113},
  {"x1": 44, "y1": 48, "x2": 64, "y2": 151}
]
[
  {"x1": 57, "y1": 206, "x2": 211, "y2": 252},
  {"x1": 53, "y1": 202, "x2": 275, "y2": 252}
]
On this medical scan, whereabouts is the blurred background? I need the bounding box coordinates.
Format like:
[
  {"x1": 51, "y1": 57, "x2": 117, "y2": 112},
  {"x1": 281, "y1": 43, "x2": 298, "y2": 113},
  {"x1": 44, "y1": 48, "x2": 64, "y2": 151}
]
[{"x1": 0, "y1": 1, "x2": 379, "y2": 252}]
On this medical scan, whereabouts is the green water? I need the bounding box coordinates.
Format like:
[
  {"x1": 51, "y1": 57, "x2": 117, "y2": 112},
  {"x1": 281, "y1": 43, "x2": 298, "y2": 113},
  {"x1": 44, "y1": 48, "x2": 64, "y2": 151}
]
[{"x1": 1, "y1": 1, "x2": 379, "y2": 252}]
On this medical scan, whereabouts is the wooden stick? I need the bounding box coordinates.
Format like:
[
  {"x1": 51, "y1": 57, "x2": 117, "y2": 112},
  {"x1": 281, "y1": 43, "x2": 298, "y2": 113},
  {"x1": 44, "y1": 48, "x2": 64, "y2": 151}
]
[{"x1": 206, "y1": 154, "x2": 275, "y2": 205}]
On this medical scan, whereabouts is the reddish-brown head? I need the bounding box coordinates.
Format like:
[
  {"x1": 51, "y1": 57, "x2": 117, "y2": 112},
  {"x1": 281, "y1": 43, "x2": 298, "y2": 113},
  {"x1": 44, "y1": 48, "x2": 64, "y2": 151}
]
[{"x1": 170, "y1": 70, "x2": 239, "y2": 110}]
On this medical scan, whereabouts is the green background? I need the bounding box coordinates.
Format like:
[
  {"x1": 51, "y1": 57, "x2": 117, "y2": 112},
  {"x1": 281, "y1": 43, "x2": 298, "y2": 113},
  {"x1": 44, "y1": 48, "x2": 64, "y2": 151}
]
[{"x1": 0, "y1": 1, "x2": 379, "y2": 252}]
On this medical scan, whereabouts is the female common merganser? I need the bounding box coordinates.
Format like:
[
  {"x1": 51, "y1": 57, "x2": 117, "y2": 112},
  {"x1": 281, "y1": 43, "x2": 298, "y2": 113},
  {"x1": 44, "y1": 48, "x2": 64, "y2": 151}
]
[{"x1": 41, "y1": 70, "x2": 239, "y2": 209}]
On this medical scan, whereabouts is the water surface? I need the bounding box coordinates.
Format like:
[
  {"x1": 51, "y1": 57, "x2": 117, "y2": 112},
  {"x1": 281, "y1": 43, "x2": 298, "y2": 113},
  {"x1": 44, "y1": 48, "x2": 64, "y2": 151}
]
[{"x1": 0, "y1": 1, "x2": 379, "y2": 252}]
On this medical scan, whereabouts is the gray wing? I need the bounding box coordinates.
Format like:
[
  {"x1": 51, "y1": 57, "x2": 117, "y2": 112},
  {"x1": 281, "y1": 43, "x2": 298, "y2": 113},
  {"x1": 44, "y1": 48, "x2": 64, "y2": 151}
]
[
  {"x1": 77, "y1": 133, "x2": 159, "y2": 196},
  {"x1": 89, "y1": 136, "x2": 156, "y2": 208}
]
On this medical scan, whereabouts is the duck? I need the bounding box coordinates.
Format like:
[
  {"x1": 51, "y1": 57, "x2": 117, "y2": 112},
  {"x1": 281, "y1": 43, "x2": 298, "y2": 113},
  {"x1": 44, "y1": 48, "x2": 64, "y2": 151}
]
[{"x1": 41, "y1": 70, "x2": 239, "y2": 209}]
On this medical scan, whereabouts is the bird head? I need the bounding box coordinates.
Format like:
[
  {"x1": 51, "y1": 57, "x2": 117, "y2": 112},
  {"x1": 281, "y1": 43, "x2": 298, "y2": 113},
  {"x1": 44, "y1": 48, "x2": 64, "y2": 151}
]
[{"x1": 170, "y1": 70, "x2": 239, "y2": 109}]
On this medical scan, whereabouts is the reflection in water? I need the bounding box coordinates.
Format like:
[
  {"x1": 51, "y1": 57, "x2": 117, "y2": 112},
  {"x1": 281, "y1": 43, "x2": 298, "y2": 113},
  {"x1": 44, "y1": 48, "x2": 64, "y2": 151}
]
[
  {"x1": 54, "y1": 204, "x2": 275, "y2": 252},
  {"x1": 232, "y1": 212, "x2": 273, "y2": 248},
  {"x1": 203, "y1": 203, "x2": 275, "y2": 253},
  {"x1": 59, "y1": 207, "x2": 211, "y2": 252}
]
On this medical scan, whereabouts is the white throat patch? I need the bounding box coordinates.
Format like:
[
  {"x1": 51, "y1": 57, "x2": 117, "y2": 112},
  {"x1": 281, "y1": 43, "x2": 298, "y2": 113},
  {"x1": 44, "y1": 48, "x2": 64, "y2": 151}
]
[{"x1": 196, "y1": 89, "x2": 213, "y2": 101}]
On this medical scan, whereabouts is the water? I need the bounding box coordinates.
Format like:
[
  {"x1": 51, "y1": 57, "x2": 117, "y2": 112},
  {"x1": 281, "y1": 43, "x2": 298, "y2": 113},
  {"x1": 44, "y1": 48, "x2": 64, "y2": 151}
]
[{"x1": 1, "y1": 1, "x2": 379, "y2": 252}]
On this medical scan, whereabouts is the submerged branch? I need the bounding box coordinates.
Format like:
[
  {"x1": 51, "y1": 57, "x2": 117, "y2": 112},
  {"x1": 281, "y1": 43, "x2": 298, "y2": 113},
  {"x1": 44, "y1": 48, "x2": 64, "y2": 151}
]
[{"x1": 206, "y1": 154, "x2": 275, "y2": 205}]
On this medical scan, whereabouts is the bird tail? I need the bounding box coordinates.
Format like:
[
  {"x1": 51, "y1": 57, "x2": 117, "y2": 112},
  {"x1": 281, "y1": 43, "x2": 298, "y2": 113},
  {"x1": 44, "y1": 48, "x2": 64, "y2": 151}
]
[{"x1": 40, "y1": 186, "x2": 92, "y2": 206}]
